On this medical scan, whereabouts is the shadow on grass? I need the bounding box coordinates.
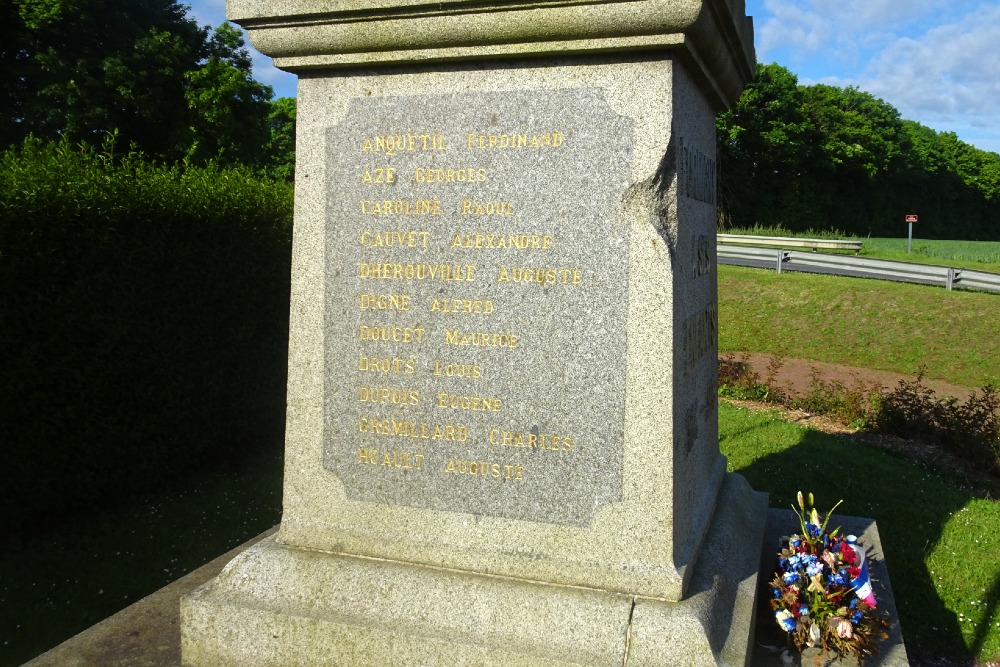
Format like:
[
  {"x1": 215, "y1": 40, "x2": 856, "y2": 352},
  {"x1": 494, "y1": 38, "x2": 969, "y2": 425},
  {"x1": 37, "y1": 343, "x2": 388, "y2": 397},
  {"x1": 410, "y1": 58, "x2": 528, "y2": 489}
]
[
  {"x1": 721, "y1": 407, "x2": 995, "y2": 664},
  {"x1": 0, "y1": 447, "x2": 284, "y2": 667}
]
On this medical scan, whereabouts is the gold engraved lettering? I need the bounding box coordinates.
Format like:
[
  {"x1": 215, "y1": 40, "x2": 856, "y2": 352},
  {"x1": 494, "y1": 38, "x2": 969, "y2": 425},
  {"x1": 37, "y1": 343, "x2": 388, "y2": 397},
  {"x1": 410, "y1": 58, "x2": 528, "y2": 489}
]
[
  {"x1": 361, "y1": 168, "x2": 397, "y2": 184},
  {"x1": 436, "y1": 392, "x2": 502, "y2": 412},
  {"x1": 359, "y1": 230, "x2": 430, "y2": 249},
  {"x1": 459, "y1": 200, "x2": 514, "y2": 216},
  {"x1": 443, "y1": 459, "x2": 523, "y2": 480},
  {"x1": 359, "y1": 262, "x2": 475, "y2": 282},
  {"x1": 450, "y1": 233, "x2": 552, "y2": 251},
  {"x1": 489, "y1": 429, "x2": 574, "y2": 452},
  {"x1": 360, "y1": 200, "x2": 442, "y2": 216},
  {"x1": 359, "y1": 293, "x2": 410, "y2": 311},
  {"x1": 361, "y1": 134, "x2": 447, "y2": 155},
  {"x1": 357, "y1": 416, "x2": 468, "y2": 441},
  {"x1": 358, "y1": 355, "x2": 416, "y2": 374},
  {"x1": 429, "y1": 298, "x2": 494, "y2": 315},
  {"x1": 413, "y1": 167, "x2": 487, "y2": 183},
  {"x1": 356, "y1": 448, "x2": 425, "y2": 470},
  {"x1": 433, "y1": 359, "x2": 482, "y2": 379},
  {"x1": 358, "y1": 325, "x2": 426, "y2": 344},
  {"x1": 357, "y1": 386, "x2": 420, "y2": 406},
  {"x1": 444, "y1": 329, "x2": 518, "y2": 349},
  {"x1": 466, "y1": 132, "x2": 564, "y2": 150},
  {"x1": 496, "y1": 266, "x2": 582, "y2": 285}
]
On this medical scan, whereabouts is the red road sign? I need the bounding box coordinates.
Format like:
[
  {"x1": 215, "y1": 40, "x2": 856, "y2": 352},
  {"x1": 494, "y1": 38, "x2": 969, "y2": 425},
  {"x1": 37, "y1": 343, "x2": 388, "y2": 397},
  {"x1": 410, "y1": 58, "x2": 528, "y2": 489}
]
[{"x1": 905, "y1": 214, "x2": 918, "y2": 223}]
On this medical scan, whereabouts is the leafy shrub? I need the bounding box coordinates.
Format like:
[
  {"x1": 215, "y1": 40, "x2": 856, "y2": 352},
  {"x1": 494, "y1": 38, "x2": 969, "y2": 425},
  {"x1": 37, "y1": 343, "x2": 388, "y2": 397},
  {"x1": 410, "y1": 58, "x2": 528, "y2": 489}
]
[
  {"x1": 718, "y1": 353, "x2": 787, "y2": 403},
  {"x1": 873, "y1": 374, "x2": 1000, "y2": 471},
  {"x1": 718, "y1": 359, "x2": 999, "y2": 473},
  {"x1": 790, "y1": 370, "x2": 883, "y2": 429},
  {"x1": 868, "y1": 374, "x2": 939, "y2": 438},
  {"x1": 0, "y1": 137, "x2": 294, "y2": 536},
  {"x1": 939, "y1": 384, "x2": 1000, "y2": 467}
]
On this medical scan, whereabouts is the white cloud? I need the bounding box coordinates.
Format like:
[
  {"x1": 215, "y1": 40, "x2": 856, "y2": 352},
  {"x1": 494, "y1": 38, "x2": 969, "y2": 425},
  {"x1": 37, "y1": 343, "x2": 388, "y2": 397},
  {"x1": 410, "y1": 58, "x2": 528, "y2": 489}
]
[
  {"x1": 750, "y1": 0, "x2": 1000, "y2": 152},
  {"x1": 756, "y1": 0, "x2": 955, "y2": 67},
  {"x1": 859, "y1": 4, "x2": 1000, "y2": 135},
  {"x1": 757, "y1": 1, "x2": 832, "y2": 60}
]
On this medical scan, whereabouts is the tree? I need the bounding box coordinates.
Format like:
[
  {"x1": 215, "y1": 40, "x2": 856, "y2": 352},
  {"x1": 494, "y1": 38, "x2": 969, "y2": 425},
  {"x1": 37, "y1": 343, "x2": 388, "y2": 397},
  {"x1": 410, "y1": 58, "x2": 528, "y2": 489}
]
[
  {"x1": 264, "y1": 97, "x2": 297, "y2": 181},
  {"x1": 183, "y1": 22, "x2": 273, "y2": 166},
  {"x1": 797, "y1": 84, "x2": 906, "y2": 231},
  {"x1": 716, "y1": 62, "x2": 1000, "y2": 239},
  {"x1": 2, "y1": 0, "x2": 202, "y2": 149},
  {"x1": 0, "y1": 0, "x2": 277, "y2": 168},
  {"x1": 716, "y1": 63, "x2": 811, "y2": 229},
  {"x1": 799, "y1": 85, "x2": 903, "y2": 179}
]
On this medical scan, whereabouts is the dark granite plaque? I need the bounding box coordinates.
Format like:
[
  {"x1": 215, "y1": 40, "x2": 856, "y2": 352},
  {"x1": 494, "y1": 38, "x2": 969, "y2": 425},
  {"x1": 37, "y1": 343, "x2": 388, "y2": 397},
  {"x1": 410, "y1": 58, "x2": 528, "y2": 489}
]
[{"x1": 323, "y1": 89, "x2": 632, "y2": 526}]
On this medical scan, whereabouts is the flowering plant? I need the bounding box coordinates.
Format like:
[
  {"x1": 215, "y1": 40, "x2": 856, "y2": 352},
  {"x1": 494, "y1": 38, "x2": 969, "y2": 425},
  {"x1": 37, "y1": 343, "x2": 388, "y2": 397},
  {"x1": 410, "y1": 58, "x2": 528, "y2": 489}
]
[{"x1": 769, "y1": 492, "x2": 889, "y2": 663}]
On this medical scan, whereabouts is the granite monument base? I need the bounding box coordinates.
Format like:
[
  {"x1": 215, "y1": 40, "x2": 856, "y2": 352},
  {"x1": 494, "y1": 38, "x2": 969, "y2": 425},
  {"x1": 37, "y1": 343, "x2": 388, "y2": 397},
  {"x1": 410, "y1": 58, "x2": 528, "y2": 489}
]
[{"x1": 181, "y1": 474, "x2": 766, "y2": 667}]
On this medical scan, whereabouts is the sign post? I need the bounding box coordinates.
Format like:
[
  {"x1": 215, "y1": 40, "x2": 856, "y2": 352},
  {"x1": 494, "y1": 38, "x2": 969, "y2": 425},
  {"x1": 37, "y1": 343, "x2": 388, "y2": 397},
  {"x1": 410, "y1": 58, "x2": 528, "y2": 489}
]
[{"x1": 905, "y1": 214, "x2": 918, "y2": 253}]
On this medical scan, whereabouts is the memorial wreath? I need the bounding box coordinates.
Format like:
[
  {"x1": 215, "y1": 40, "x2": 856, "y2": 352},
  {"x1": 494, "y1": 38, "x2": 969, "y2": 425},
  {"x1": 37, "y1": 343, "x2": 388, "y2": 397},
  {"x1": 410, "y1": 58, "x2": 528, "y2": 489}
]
[{"x1": 769, "y1": 492, "x2": 890, "y2": 663}]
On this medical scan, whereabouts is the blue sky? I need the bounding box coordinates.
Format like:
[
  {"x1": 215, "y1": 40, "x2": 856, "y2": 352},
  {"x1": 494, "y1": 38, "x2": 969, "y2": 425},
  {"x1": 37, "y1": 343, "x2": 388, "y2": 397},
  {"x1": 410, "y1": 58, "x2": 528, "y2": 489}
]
[{"x1": 186, "y1": 0, "x2": 1000, "y2": 154}]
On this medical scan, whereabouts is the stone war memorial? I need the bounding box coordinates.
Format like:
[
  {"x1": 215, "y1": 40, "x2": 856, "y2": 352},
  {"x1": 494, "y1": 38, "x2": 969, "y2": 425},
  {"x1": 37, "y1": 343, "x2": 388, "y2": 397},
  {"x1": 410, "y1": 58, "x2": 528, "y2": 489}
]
[{"x1": 183, "y1": 1, "x2": 770, "y2": 664}]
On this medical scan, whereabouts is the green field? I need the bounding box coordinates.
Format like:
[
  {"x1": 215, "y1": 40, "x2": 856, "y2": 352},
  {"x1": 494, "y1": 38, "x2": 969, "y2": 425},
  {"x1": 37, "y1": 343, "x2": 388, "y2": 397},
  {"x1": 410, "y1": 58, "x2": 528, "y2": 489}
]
[
  {"x1": 719, "y1": 264, "x2": 1000, "y2": 387},
  {"x1": 720, "y1": 402, "x2": 1000, "y2": 663},
  {"x1": 723, "y1": 227, "x2": 1000, "y2": 273},
  {"x1": 719, "y1": 261, "x2": 1000, "y2": 663},
  {"x1": 860, "y1": 237, "x2": 1000, "y2": 273}
]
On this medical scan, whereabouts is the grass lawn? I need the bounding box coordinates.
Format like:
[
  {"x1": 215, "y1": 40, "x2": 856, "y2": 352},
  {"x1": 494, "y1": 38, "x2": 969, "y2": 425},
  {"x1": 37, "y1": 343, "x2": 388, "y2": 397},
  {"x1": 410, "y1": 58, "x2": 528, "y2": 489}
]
[
  {"x1": 719, "y1": 264, "x2": 1000, "y2": 387},
  {"x1": 0, "y1": 449, "x2": 283, "y2": 667},
  {"x1": 720, "y1": 401, "x2": 1000, "y2": 663},
  {"x1": 719, "y1": 261, "x2": 999, "y2": 663}
]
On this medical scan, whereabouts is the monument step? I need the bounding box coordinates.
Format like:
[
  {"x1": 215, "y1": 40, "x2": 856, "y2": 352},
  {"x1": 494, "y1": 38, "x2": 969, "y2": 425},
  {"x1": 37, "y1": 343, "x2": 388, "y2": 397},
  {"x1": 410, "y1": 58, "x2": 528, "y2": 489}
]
[{"x1": 180, "y1": 473, "x2": 766, "y2": 667}]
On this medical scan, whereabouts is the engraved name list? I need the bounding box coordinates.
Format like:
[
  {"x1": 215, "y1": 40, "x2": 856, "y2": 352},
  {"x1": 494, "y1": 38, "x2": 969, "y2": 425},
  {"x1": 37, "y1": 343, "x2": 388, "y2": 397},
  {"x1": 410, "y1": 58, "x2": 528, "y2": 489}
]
[{"x1": 323, "y1": 91, "x2": 634, "y2": 526}]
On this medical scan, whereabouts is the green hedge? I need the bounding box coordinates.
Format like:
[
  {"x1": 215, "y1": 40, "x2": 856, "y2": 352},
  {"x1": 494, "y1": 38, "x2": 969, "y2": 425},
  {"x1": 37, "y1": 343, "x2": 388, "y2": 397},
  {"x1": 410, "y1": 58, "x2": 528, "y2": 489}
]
[{"x1": 0, "y1": 138, "x2": 294, "y2": 536}]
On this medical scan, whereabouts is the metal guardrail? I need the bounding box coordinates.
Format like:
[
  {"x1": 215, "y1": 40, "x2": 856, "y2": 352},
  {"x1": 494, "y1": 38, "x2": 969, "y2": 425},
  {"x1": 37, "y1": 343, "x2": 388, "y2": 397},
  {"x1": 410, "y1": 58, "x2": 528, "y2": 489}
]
[
  {"x1": 959, "y1": 268, "x2": 1000, "y2": 293},
  {"x1": 717, "y1": 233, "x2": 862, "y2": 253},
  {"x1": 716, "y1": 244, "x2": 791, "y2": 274},
  {"x1": 717, "y1": 244, "x2": 1000, "y2": 294}
]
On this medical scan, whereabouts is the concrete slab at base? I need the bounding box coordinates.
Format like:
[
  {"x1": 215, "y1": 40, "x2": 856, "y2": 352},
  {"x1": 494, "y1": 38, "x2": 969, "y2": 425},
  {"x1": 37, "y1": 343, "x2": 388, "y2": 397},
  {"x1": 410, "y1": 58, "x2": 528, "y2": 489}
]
[
  {"x1": 753, "y1": 510, "x2": 910, "y2": 667},
  {"x1": 181, "y1": 474, "x2": 767, "y2": 667}
]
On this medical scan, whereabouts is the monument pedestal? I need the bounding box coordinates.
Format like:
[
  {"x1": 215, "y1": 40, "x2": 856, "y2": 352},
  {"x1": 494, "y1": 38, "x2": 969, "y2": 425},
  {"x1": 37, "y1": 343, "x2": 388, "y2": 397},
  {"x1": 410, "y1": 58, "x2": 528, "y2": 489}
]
[
  {"x1": 183, "y1": 2, "x2": 763, "y2": 665},
  {"x1": 183, "y1": 475, "x2": 766, "y2": 667}
]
